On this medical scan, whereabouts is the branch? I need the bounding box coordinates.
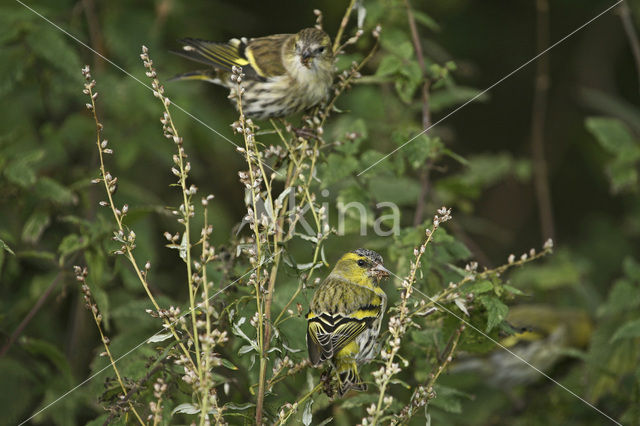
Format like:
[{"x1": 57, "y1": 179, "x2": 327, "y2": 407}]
[
  {"x1": 619, "y1": 2, "x2": 640, "y2": 95},
  {"x1": 403, "y1": 0, "x2": 434, "y2": 227},
  {"x1": 530, "y1": 0, "x2": 555, "y2": 242}
]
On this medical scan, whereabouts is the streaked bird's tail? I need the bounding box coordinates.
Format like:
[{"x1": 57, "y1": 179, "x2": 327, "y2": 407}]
[
  {"x1": 336, "y1": 360, "x2": 366, "y2": 396},
  {"x1": 167, "y1": 69, "x2": 223, "y2": 85}
]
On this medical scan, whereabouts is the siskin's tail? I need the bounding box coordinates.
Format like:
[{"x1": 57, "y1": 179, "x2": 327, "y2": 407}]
[
  {"x1": 336, "y1": 360, "x2": 366, "y2": 396},
  {"x1": 167, "y1": 69, "x2": 224, "y2": 86}
]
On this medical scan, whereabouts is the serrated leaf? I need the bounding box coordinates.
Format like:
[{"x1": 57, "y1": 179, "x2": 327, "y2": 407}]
[
  {"x1": 465, "y1": 280, "x2": 493, "y2": 294},
  {"x1": 478, "y1": 295, "x2": 508, "y2": 332},
  {"x1": 341, "y1": 393, "x2": 378, "y2": 409},
  {"x1": 375, "y1": 55, "x2": 403, "y2": 77},
  {"x1": 21, "y1": 210, "x2": 50, "y2": 244},
  {"x1": 503, "y1": 284, "x2": 525, "y2": 296},
  {"x1": 412, "y1": 10, "x2": 440, "y2": 31},
  {"x1": 611, "y1": 319, "x2": 640, "y2": 342},
  {"x1": 4, "y1": 150, "x2": 44, "y2": 188},
  {"x1": 26, "y1": 26, "x2": 82, "y2": 81},
  {"x1": 58, "y1": 234, "x2": 88, "y2": 259},
  {"x1": 33, "y1": 177, "x2": 76, "y2": 205}
]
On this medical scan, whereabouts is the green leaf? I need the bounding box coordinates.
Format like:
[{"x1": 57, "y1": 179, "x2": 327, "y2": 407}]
[
  {"x1": 4, "y1": 150, "x2": 44, "y2": 187},
  {"x1": 586, "y1": 117, "x2": 638, "y2": 155},
  {"x1": 464, "y1": 280, "x2": 493, "y2": 294},
  {"x1": 220, "y1": 358, "x2": 238, "y2": 370},
  {"x1": 430, "y1": 385, "x2": 470, "y2": 413},
  {"x1": 318, "y1": 153, "x2": 359, "y2": 187},
  {"x1": 58, "y1": 234, "x2": 89, "y2": 259},
  {"x1": 503, "y1": 284, "x2": 526, "y2": 296},
  {"x1": 368, "y1": 176, "x2": 421, "y2": 205},
  {"x1": 430, "y1": 86, "x2": 488, "y2": 113},
  {"x1": 22, "y1": 338, "x2": 73, "y2": 382},
  {"x1": 340, "y1": 393, "x2": 378, "y2": 409},
  {"x1": 611, "y1": 319, "x2": 640, "y2": 342},
  {"x1": 33, "y1": 177, "x2": 76, "y2": 205},
  {"x1": 375, "y1": 55, "x2": 403, "y2": 77},
  {"x1": 478, "y1": 295, "x2": 508, "y2": 332},
  {"x1": 412, "y1": 10, "x2": 440, "y2": 31},
  {"x1": 586, "y1": 117, "x2": 640, "y2": 192},
  {"x1": 21, "y1": 210, "x2": 51, "y2": 244},
  {"x1": 26, "y1": 26, "x2": 82, "y2": 81}
]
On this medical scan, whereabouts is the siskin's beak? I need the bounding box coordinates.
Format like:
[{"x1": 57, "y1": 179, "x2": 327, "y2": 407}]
[
  {"x1": 373, "y1": 263, "x2": 390, "y2": 279},
  {"x1": 301, "y1": 50, "x2": 313, "y2": 68}
]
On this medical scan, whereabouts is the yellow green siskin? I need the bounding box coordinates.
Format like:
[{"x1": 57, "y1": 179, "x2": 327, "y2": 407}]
[
  {"x1": 171, "y1": 28, "x2": 334, "y2": 120},
  {"x1": 306, "y1": 248, "x2": 390, "y2": 396}
]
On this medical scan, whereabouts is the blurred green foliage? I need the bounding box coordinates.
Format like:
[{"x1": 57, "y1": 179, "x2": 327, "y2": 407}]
[{"x1": 1, "y1": 0, "x2": 640, "y2": 425}]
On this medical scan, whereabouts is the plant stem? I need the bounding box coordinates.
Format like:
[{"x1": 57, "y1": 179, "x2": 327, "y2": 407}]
[
  {"x1": 619, "y1": 2, "x2": 640, "y2": 96},
  {"x1": 531, "y1": 0, "x2": 555, "y2": 241},
  {"x1": 85, "y1": 72, "x2": 194, "y2": 370},
  {"x1": 333, "y1": 0, "x2": 357, "y2": 54}
]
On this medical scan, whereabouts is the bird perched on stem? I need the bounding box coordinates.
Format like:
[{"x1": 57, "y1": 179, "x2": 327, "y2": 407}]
[
  {"x1": 171, "y1": 28, "x2": 334, "y2": 119},
  {"x1": 306, "y1": 249, "x2": 390, "y2": 396}
]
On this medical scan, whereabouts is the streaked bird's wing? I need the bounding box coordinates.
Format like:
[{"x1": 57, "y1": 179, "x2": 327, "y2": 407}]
[
  {"x1": 173, "y1": 34, "x2": 289, "y2": 81},
  {"x1": 306, "y1": 308, "x2": 377, "y2": 365},
  {"x1": 244, "y1": 34, "x2": 289, "y2": 77}
]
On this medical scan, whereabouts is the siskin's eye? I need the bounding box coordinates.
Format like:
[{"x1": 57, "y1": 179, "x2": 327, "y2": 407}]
[
  {"x1": 316, "y1": 46, "x2": 325, "y2": 54},
  {"x1": 357, "y1": 259, "x2": 366, "y2": 267}
]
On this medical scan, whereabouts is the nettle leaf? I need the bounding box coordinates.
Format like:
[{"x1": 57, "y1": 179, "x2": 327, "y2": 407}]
[
  {"x1": 375, "y1": 55, "x2": 403, "y2": 78},
  {"x1": 333, "y1": 118, "x2": 367, "y2": 156},
  {"x1": 586, "y1": 117, "x2": 638, "y2": 155},
  {"x1": 5, "y1": 150, "x2": 44, "y2": 188},
  {"x1": 340, "y1": 392, "x2": 378, "y2": 409},
  {"x1": 430, "y1": 86, "x2": 488, "y2": 113},
  {"x1": 604, "y1": 278, "x2": 640, "y2": 314},
  {"x1": 33, "y1": 177, "x2": 76, "y2": 206},
  {"x1": 26, "y1": 26, "x2": 82, "y2": 81},
  {"x1": 586, "y1": 117, "x2": 640, "y2": 192},
  {"x1": 21, "y1": 210, "x2": 51, "y2": 244},
  {"x1": 58, "y1": 234, "x2": 89, "y2": 260},
  {"x1": 318, "y1": 153, "x2": 358, "y2": 187},
  {"x1": 464, "y1": 280, "x2": 493, "y2": 295},
  {"x1": 430, "y1": 385, "x2": 471, "y2": 414},
  {"x1": 610, "y1": 319, "x2": 640, "y2": 342},
  {"x1": 478, "y1": 295, "x2": 508, "y2": 332},
  {"x1": 623, "y1": 256, "x2": 640, "y2": 281},
  {"x1": 368, "y1": 176, "x2": 421, "y2": 206},
  {"x1": 412, "y1": 10, "x2": 440, "y2": 31}
]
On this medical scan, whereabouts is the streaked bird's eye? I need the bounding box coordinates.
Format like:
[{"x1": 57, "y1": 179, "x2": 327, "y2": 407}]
[
  {"x1": 316, "y1": 46, "x2": 325, "y2": 54},
  {"x1": 357, "y1": 259, "x2": 366, "y2": 267}
]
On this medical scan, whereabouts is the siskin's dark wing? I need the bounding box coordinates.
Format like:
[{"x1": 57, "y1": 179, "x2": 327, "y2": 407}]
[
  {"x1": 306, "y1": 305, "x2": 379, "y2": 366},
  {"x1": 173, "y1": 34, "x2": 289, "y2": 81}
]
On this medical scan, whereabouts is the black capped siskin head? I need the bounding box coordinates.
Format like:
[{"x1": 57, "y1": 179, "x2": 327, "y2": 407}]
[
  {"x1": 293, "y1": 28, "x2": 333, "y2": 68},
  {"x1": 330, "y1": 248, "x2": 390, "y2": 286},
  {"x1": 351, "y1": 248, "x2": 384, "y2": 266}
]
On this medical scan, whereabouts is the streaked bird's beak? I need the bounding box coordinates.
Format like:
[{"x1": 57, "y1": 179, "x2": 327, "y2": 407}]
[
  {"x1": 373, "y1": 263, "x2": 390, "y2": 279},
  {"x1": 301, "y1": 50, "x2": 312, "y2": 68}
]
